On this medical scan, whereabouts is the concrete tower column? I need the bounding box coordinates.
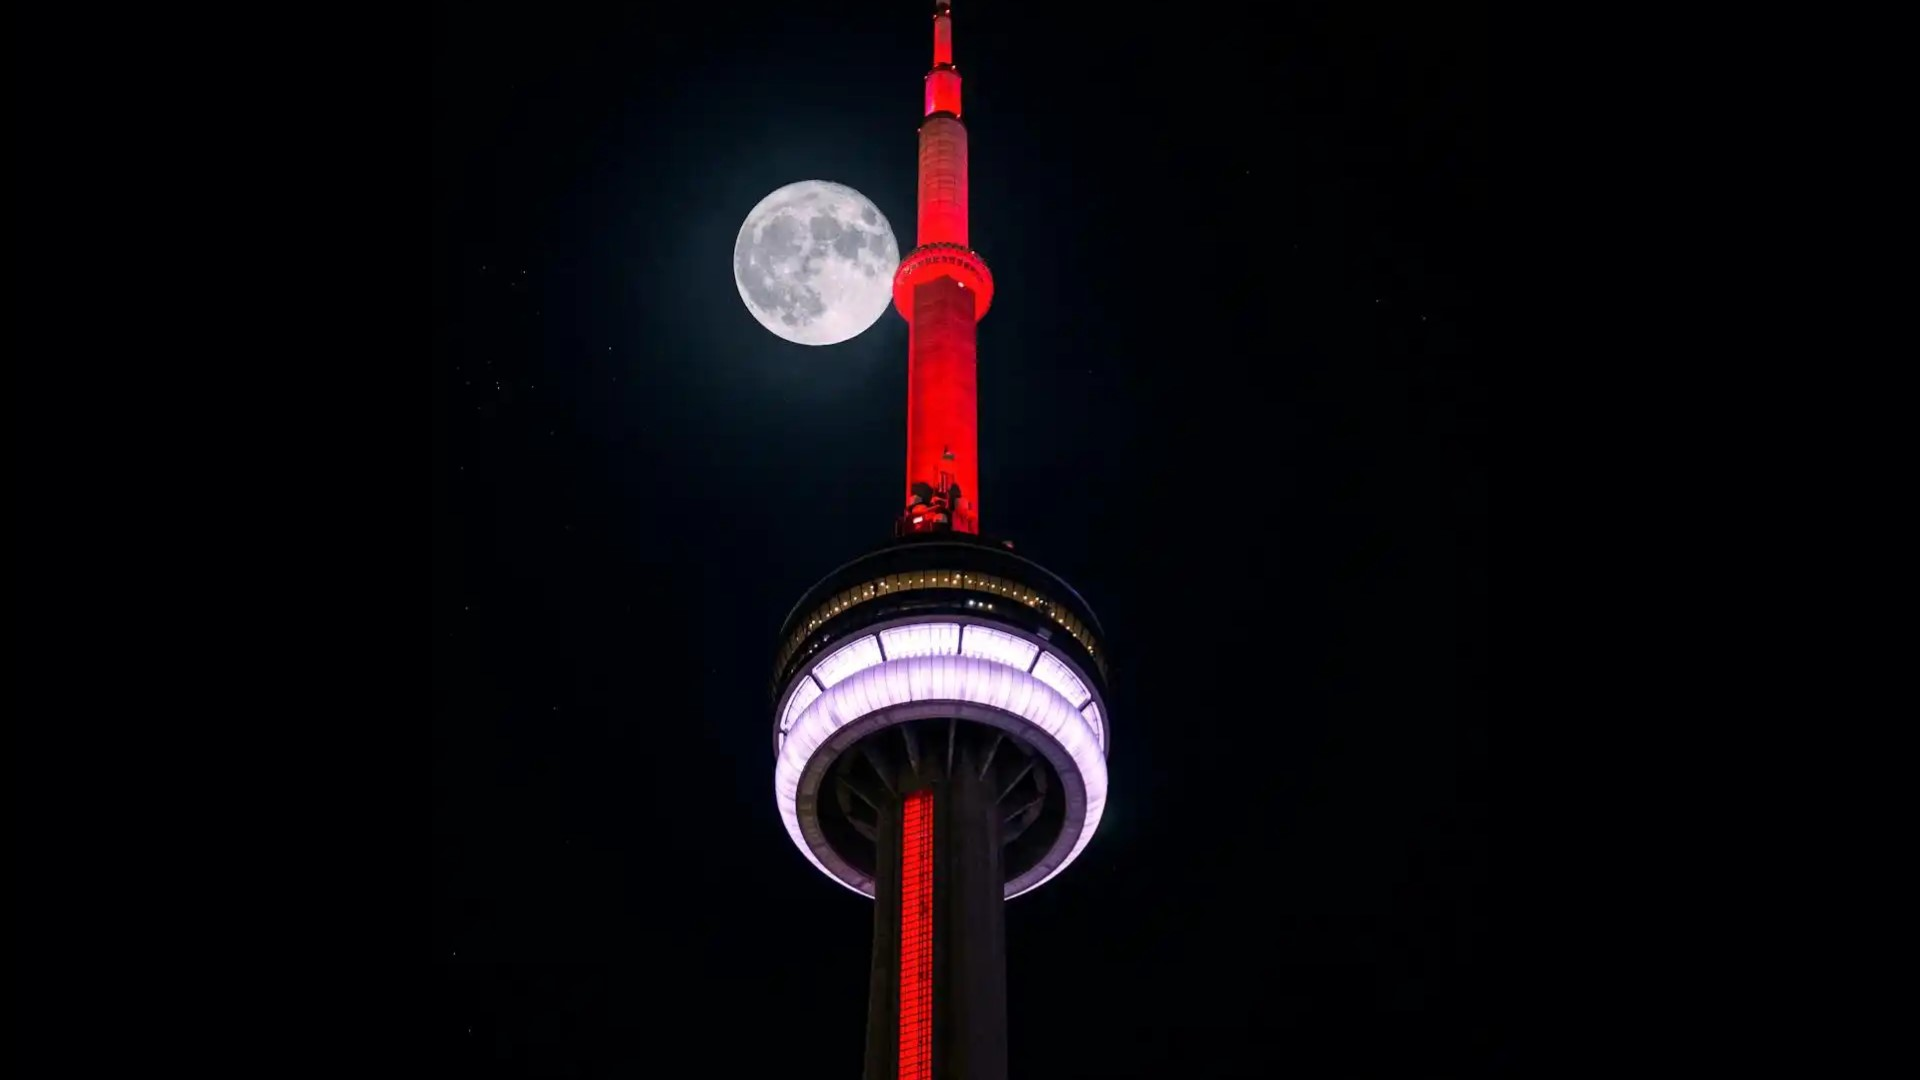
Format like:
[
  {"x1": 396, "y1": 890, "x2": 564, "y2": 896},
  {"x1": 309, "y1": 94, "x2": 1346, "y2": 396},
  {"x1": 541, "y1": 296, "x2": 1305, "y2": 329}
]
[
  {"x1": 862, "y1": 736, "x2": 1009, "y2": 1080},
  {"x1": 898, "y1": 0, "x2": 990, "y2": 537}
]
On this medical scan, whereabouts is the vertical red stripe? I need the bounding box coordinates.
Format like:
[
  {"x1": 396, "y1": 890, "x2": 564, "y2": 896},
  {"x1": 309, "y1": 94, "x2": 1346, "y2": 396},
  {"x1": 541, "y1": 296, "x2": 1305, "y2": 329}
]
[{"x1": 898, "y1": 790, "x2": 934, "y2": 1080}]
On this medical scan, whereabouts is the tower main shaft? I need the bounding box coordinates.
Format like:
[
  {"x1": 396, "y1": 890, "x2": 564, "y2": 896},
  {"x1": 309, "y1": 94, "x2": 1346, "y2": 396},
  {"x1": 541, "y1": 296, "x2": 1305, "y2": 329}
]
[
  {"x1": 772, "y1": 6, "x2": 1110, "y2": 1079},
  {"x1": 895, "y1": 0, "x2": 993, "y2": 537}
]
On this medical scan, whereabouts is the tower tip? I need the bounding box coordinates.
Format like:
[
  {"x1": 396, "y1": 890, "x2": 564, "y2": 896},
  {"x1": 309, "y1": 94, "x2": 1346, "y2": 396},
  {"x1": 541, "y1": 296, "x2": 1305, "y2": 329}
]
[{"x1": 930, "y1": 0, "x2": 955, "y2": 70}]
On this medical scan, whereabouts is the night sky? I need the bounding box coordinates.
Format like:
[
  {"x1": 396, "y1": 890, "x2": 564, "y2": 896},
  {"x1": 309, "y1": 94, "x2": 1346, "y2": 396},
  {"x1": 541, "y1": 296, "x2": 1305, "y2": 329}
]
[{"x1": 433, "y1": 0, "x2": 1484, "y2": 1074}]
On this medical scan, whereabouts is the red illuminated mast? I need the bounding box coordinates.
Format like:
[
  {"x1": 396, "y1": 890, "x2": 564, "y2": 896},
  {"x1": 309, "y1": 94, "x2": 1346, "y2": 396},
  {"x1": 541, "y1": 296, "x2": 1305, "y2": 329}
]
[
  {"x1": 894, "y1": 0, "x2": 993, "y2": 537},
  {"x1": 769, "y1": 6, "x2": 1112, "y2": 1079}
]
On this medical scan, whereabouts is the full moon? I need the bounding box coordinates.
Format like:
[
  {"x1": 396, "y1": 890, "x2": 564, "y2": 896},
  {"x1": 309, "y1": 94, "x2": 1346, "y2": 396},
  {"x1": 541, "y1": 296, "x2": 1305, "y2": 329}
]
[{"x1": 734, "y1": 180, "x2": 900, "y2": 346}]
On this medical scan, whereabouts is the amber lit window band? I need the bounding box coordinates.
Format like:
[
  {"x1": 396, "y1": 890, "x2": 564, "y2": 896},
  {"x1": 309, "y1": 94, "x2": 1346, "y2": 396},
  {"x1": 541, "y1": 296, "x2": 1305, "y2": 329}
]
[
  {"x1": 779, "y1": 570, "x2": 1104, "y2": 680},
  {"x1": 898, "y1": 790, "x2": 934, "y2": 1080}
]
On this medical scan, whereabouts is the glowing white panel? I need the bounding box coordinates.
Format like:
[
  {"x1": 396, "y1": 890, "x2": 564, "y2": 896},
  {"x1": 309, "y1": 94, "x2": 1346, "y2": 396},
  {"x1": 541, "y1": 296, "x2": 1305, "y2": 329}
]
[
  {"x1": 780, "y1": 676, "x2": 822, "y2": 736},
  {"x1": 812, "y1": 635, "x2": 883, "y2": 688},
  {"x1": 1032, "y1": 652, "x2": 1092, "y2": 709},
  {"x1": 775, "y1": 649, "x2": 1108, "y2": 899},
  {"x1": 960, "y1": 625, "x2": 1039, "y2": 670},
  {"x1": 878, "y1": 622, "x2": 960, "y2": 660},
  {"x1": 1081, "y1": 701, "x2": 1105, "y2": 751}
]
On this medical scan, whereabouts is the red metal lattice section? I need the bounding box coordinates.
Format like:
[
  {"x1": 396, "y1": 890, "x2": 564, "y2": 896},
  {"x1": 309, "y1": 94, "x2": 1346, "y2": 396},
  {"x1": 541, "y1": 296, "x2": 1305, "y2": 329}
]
[{"x1": 898, "y1": 790, "x2": 935, "y2": 1080}]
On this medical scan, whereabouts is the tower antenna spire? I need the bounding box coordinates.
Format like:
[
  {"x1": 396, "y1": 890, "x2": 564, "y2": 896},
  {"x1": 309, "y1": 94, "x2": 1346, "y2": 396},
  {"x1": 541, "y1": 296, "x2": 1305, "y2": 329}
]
[
  {"x1": 770, "y1": 5, "x2": 1113, "y2": 1076},
  {"x1": 895, "y1": 0, "x2": 991, "y2": 535}
]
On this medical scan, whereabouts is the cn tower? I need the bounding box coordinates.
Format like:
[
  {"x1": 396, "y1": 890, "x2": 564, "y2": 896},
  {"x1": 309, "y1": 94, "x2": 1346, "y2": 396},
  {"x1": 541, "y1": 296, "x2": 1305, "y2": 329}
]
[{"x1": 771, "y1": 4, "x2": 1110, "y2": 1078}]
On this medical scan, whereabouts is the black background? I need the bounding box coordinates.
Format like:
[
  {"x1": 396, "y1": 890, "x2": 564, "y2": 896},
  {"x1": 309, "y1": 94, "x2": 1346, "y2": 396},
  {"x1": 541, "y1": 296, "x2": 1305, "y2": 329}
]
[
  {"x1": 430, "y1": 1, "x2": 1483, "y2": 1074},
  {"x1": 19, "y1": 0, "x2": 1487, "y2": 1074},
  {"x1": 431, "y1": 1, "x2": 1483, "y2": 1074}
]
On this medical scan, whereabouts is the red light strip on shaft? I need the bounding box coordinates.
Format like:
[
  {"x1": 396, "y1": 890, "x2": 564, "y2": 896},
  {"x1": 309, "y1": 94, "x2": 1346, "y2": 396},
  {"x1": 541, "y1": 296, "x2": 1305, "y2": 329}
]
[{"x1": 898, "y1": 790, "x2": 935, "y2": 1080}]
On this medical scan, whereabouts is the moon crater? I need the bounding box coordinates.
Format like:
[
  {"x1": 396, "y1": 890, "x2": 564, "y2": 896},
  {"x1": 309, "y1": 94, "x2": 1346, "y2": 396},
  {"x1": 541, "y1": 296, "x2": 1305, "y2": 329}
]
[{"x1": 734, "y1": 180, "x2": 900, "y2": 346}]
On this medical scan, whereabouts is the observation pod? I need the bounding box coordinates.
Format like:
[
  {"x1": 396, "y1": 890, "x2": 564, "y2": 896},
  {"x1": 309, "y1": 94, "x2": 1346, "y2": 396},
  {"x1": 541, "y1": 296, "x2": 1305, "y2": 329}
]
[
  {"x1": 771, "y1": 531, "x2": 1110, "y2": 902},
  {"x1": 771, "y1": 531, "x2": 1110, "y2": 1080}
]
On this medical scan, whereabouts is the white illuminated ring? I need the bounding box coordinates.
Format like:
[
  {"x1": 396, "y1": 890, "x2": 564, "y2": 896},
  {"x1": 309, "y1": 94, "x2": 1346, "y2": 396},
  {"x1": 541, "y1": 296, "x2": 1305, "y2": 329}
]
[{"x1": 774, "y1": 619, "x2": 1108, "y2": 900}]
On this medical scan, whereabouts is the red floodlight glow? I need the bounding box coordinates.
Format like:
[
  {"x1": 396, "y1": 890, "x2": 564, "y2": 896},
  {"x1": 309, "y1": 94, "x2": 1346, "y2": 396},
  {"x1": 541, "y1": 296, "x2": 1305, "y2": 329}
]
[
  {"x1": 896, "y1": 3, "x2": 987, "y2": 536},
  {"x1": 898, "y1": 790, "x2": 935, "y2": 1079},
  {"x1": 932, "y1": 11, "x2": 952, "y2": 67}
]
